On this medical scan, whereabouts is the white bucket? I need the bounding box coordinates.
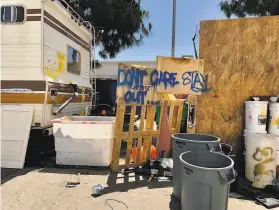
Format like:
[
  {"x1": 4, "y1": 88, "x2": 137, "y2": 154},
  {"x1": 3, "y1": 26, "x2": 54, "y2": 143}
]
[
  {"x1": 245, "y1": 101, "x2": 268, "y2": 133},
  {"x1": 244, "y1": 131, "x2": 276, "y2": 189},
  {"x1": 268, "y1": 103, "x2": 279, "y2": 136},
  {"x1": 276, "y1": 136, "x2": 279, "y2": 151},
  {"x1": 244, "y1": 130, "x2": 267, "y2": 150}
]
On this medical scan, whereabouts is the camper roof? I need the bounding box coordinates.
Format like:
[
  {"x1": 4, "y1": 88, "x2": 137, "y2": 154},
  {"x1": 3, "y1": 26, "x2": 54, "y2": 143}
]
[{"x1": 55, "y1": 0, "x2": 93, "y2": 34}]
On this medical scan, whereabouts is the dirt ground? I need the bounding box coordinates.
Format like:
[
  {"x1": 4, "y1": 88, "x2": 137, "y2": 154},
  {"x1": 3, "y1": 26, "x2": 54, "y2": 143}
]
[{"x1": 1, "y1": 167, "x2": 270, "y2": 210}]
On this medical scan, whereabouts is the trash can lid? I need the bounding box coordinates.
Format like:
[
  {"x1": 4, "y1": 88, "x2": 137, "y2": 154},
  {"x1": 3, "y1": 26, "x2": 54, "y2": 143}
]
[
  {"x1": 179, "y1": 151, "x2": 234, "y2": 171},
  {"x1": 172, "y1": 133, "x2": 220, "y2": 143}
]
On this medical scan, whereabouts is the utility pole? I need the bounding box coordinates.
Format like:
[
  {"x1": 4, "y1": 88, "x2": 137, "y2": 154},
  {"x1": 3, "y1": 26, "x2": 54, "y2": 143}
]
[{"x1": 171, "y1": 0, "x2": 176, "y2": 57}]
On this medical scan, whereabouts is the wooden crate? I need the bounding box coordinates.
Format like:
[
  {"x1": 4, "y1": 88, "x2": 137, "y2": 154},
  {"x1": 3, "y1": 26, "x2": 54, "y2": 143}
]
[{"x1": 111, "y1": 100, "x2": 184, "y2": 172}]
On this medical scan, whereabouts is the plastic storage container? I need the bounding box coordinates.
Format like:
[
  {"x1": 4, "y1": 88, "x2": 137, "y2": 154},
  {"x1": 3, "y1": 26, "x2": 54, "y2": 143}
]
[
  {"x1": 179, "y1": 151, "x2": 235, "y2": 210},
  {"x1": 268, "y1": 102, "x2": 279, "y2": 136},
  {"x1": 245, "y1": 101, "x2": 268, "y2": 133},
  {"x1": 275, "y1": 136, "x2": 279, "y2": 151},
  {"x1": 244, "y1": 131, "x2": 276, "y2": 188},
  {"x1": 171, "y1": 133, "x2": 221, "y2": 199},
  {"x1": 52, "y1": 116, "x2": 116, "y2": 166}
]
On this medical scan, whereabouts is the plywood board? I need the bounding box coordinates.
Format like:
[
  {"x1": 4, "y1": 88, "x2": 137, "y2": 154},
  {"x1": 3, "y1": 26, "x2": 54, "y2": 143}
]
[
  {"x1": 156, "y1": 56, "x2": 205, "y2": 95},
  {"x1": 198, "y1": 16, "x2": 279, "y2": 145},
  {"x1": 116, "y1": 57, "x2": 206, "y2": 105},
  {"x1": 116, "y1": 64, "x2": 162, "y2": 105}
]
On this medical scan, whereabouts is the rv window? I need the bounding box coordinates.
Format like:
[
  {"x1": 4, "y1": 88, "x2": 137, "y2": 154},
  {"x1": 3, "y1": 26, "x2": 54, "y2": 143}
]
[
  {"x1": 0, "y1": 6, "x2": 25, "y2": 23},
  {"x1": 67, "y1": 47, "x2": 81, "y2": 75}
]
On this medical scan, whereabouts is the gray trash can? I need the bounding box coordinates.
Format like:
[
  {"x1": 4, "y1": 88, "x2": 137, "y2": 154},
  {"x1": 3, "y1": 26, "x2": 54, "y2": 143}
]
[
  {"x1": 180, "y1": 151, "x2": 235, "y2": 210},
  {"x1": 172, "y1": 133, "x2": 221, "y2": 199}
]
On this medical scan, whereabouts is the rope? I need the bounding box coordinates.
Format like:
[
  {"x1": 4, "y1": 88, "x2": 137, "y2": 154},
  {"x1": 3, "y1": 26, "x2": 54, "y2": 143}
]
[{"x1": 105, "y1": 199, "x2": 128, "y2": 210}]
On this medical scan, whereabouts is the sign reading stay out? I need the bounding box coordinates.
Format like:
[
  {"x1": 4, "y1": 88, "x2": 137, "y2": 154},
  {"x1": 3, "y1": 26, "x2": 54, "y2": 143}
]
[{"x1": 116, "y1": 56, "x2": 209, "y2": 105}]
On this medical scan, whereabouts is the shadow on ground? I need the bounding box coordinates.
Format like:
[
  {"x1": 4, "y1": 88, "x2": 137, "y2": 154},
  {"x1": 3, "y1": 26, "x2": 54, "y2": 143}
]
[
  {"x1": 38, "y1": 166, "x2": 110, "y2": 176},
  {"x1": 104, "y1": 171, "x2": 173, "y2": 194},
  {"x1": 169, "y1": 194, "x2": 181, "y2": 210},
  {"x1": 1, "y1": 167, "x2": 38, "y2": 184}
]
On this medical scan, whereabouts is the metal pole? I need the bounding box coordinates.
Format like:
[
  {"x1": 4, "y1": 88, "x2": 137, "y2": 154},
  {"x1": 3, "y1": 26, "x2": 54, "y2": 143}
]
[{"x1": 171, "y1": 0, "x2": 176, "y2": 57}]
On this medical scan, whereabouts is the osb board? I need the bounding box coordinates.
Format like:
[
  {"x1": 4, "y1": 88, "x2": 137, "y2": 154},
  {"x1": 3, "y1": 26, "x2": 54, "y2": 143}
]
[
  {"x1": 198, "y1": 16, "x2": 279, "y2": 145},
  {"x1": 156, "y1": 56, "x2": 205, "y2": 95}
]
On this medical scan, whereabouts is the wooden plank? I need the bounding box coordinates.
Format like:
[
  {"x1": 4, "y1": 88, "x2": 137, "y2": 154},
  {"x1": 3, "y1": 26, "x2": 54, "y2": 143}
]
[
  {"x1": 172, "y1": 106, "x2": 178, "y2": 129},
  {"x1": 146, "y1": 106, "x2": 156, "y2": 161},
  {"x1": 156, "y1": 56, "x2": 205, "y2": 95},
  {"x1": 111, "y1": 104, "x2": 126, "y2": 172},
  {"x1": 175, "y1": 100, "x2": 184, "y2": 132},
  {"x1": 136, "y1": 105, "x2": 146, "y2": 165},
  {"x1": 125, "y1": 105, "x2": 137, "y2": 167},
  {"x1": 141, "y1": 105, "x2": 153, "y2": 161},
  {"x1": 120, "y1": 130, "x2": 160, "y2": 139},
  {"x1": 168, "y1": 100, "x2": 175, "y2": 129}
]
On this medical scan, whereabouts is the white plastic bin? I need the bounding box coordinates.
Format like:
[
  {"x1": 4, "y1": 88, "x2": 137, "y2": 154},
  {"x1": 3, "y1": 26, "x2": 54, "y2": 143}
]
[
  {"x1": 244, "y1": 131, "x2": 276, "y2": 188},
  {"x1": 268, "y1": 102, "x2": 279, "y2": 136},
  {"x1": 245, "y1": 101, "x2": 268, "y2": 133},
  {"x1": 52, "y1": 116, "x2": 116, "y2": 166}
]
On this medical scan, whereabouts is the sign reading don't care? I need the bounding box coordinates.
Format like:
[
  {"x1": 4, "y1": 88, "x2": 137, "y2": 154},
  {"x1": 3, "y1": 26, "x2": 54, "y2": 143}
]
[{"x1": 116, "y1": 56, "x2": 209, "y2": 105}]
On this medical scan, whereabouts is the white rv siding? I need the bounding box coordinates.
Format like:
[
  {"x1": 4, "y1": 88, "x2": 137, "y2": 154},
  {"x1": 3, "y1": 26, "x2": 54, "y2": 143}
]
[
  {"x1": 43, "y1": 103, "x2": 90, "y2": 127},
  {"x1": 43, "y1": 0, "x2": 92, "y2": 88},
  {"x1": 44, "y1": 0, "x2": 91, "y2": 42},
  {"x1": 1, "y1": 0, "x2": 41, "y2": 9},
  {"x1": 0, "y1": 0, "x2": 43, "y2": 81},
  {"x1": 43, "y1": 24, "x2": 91, "y2": 87}
]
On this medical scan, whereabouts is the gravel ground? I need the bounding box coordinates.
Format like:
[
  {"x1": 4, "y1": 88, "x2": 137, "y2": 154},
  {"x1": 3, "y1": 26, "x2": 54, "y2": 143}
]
[{"x1": 1, "y1": 167, "x2": 268, "y2": 210}]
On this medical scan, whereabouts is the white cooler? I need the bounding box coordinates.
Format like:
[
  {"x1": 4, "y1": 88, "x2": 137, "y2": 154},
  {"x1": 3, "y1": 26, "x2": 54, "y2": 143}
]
[{"x1": 52, "y1": 116, "x2": 116, "y2": 166}]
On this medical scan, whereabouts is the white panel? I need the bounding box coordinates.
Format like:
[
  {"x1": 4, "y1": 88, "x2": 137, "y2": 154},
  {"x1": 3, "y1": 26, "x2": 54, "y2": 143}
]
[
  {"x1": 44, "y1": 0, "x2": 91, "y2": 41},
  {"x1": 1, "y1": 0, "x2": 41, "y2": 8},
  {"x1": 2, "y1": 103, "x2": 44, "y2": 126},
  {"x1": 0, "y1": 6, "x2": 43, "y2": 81},
  {"x1": 43, "y1": 103, "x2": 90, "y2": 127},
  {"x1": 43, "y1": 24, "x2": 91, "y2": 87},
  {"x1": 32, "y1": 104, "x2": 43, "y2": 126},
  {"x1": 1, "y1": 44, "x2": 41, "y2": 67},
  {"x1": 1, "y1": 68, "x2": 42, "y2": 80},
  {"x1": 0, "y1": 22, "x2": 41, "y2": 45},
  {"x1": 1, "y1": 105, "x2": 34, "y2": 169}
]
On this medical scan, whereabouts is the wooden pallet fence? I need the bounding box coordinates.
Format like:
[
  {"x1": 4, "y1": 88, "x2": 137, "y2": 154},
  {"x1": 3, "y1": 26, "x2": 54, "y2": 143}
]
[{"x1": 111, "y1": 100, "x2": 184, "y2": 172}]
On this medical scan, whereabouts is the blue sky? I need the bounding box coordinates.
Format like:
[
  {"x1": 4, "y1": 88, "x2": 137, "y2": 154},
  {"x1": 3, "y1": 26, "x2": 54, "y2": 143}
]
[{"x1": 99, "y1": 0, "x2": 226, "y2": 61}]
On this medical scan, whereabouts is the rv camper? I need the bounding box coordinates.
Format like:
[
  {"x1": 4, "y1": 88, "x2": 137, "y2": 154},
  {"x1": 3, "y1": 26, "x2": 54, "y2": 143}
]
[{"x1": 1, "y1": 0, "x2": 96, "y2": 168}]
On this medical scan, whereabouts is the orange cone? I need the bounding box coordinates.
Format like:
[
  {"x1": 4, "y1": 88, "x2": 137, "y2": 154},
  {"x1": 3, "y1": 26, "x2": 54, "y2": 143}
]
[{"x1": 131, "y1": 145, "x2": 157, "y2": 162}]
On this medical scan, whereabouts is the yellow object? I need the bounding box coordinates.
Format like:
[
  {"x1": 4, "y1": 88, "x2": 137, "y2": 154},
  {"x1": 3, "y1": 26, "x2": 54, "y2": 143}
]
[
  {"x1": 81, "y1": 87, "x2": 85, "y2": 102},
  {"x1": 44, "y1": 51, "x2": 66, "y2": 80},
  {"x1": 161, "y1": 93, "x2": 176, "y2": 100},
  {"x1": 64, "y1": 116, "x2": 71, "y2": 121},
  {"x1": 273, "y1": 117, "x2": 279, "y2": 125}
]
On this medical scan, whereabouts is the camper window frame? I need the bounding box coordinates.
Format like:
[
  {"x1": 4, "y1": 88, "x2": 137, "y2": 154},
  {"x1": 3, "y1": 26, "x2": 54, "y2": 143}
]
[
  {"x1": 0, "y1": 4, "x2": 26, "y2": 24},
  {"x1": 66, "y1": 45, "x2": 82, "y2": 75}
]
